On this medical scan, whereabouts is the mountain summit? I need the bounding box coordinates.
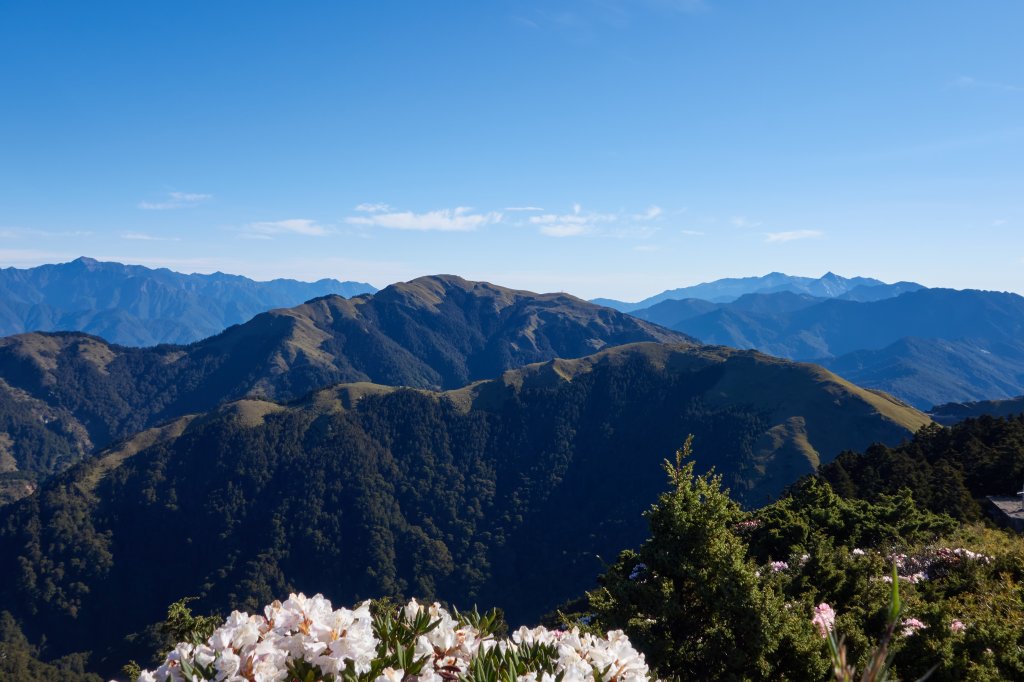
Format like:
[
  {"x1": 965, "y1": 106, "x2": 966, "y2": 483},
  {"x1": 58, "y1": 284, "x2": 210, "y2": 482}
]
[{"x1": 0, "y1": 275, "x2": 692, "y2": 498}]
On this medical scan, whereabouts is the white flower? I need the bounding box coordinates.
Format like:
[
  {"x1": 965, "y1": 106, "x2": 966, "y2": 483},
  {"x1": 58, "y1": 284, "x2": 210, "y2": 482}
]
[
  {"x1": 138, "y1": 593, "x2": 654, "y2": 682},
  {"x1": 375, "y1": 667, "x2": 405, "y2": 682}
]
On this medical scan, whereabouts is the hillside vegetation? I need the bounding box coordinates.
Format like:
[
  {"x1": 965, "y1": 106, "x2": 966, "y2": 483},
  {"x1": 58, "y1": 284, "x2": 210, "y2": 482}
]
[
  {"x1": 0, "y1": 275, "x2": 689, "y2": 498},
  {"x1": 0, "y1": 342, "x2": 928, "y2": 677}
]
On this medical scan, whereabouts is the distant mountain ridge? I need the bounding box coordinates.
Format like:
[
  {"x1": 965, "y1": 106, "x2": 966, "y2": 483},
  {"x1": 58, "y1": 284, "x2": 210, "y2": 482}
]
[
  {"x1": 928, "y1": 395, "x2": 1024, "y2": 425},
  {"x1": 631, "y1": 287, "x2": 1024, "y2": 409},
  {"x1": 592, "y1": 272, "x2": 923, "y2": 311},
  {"x1": 0, "y1": 274, "x2": 691, "y2": 499},
  {"x1": 0, "y1": 257, "x2": 378, "y2": 345}
]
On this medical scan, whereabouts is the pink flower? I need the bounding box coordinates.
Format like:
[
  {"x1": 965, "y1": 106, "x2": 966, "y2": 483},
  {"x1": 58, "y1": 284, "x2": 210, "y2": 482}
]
[
  {"x1": 901, "y1": 618, "x2": 927, "y2": 637},
  {"x1": 811, "y1": 603, "x2": 835, "y2": 638},
  {"x1": 950, "y1": 620, "x2": 966, "y2": 633},
  {"x1": 769, "y1": 561, "x2": 789, "y2": 572}
]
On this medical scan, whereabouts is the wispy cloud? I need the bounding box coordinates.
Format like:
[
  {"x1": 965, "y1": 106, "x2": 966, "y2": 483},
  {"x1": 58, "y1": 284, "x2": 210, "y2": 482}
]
[
  {"x1": 633, "y1": 244, "x2": 659, "y2": 252},
  {"x1": 681, "y1": 229, "x2": 705, "y2": 236},
  {"x1": 764, "y1": 230, "x2": 823, "y2": 243},
  {"x1": 635, "y1": 205, "x2": 663, "y2": 220},
  {"x1": 354, "y1": 203, "x2": 393, "y2": 213},
  {"x1": 504, "y1": 206, "x2": 545, "y2": 212},
  {"x1": 244, "y1": 219, "x2": 330, "y2": 237},
  {"x1": 731, "y1": 216, "x2": 762, "y2": 228},
  {"x1": 0, "y1": 248, "x2": 75, "y2": 263},
  {"x1": 950, "y1": 75, "x2": 1023, "y2": 93},
  {"x1": 529, "y1": 203, "x2": 615, "y2": 237},
  {"x1": 138, "y1": 191, "x2": 212, "y2": 210},
  {"x1": 0, "y1": 227, "x2": 93, "y2": 239},
  {"x1": 347, "y1": 207, "x2": 502, "y2": 232},
  {"x1": 121, "y1": 232, "x2": 181, "y2": 242}
]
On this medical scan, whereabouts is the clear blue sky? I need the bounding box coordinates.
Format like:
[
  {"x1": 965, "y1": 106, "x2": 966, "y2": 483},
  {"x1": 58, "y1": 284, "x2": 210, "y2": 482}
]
[{"x1": 1, "y1": 1, "x2": 1021, "y2": 300}]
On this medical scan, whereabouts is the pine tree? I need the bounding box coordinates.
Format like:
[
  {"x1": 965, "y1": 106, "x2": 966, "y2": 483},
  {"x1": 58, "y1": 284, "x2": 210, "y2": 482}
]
[{"x1": 587, "y1": 437, "x2": 826, "y2": 680}]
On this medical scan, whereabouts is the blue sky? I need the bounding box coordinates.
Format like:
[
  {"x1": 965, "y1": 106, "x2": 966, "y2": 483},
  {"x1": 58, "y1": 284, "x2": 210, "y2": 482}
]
[{"x1": 1, "y1": 1, "x2": 1022, "y2": 300}]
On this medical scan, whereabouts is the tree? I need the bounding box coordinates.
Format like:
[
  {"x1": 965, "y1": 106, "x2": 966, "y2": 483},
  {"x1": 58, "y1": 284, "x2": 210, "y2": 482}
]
[{"x1": 587, "y1": 437, "x2": 826, "y2": 680}]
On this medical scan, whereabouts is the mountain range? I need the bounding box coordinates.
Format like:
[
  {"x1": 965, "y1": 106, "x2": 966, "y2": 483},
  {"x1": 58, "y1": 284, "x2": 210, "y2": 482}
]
[
  {"x1": 623, "y1": 284, "x2": 1024, "y2": 409},
  {"x1": 0, "y1": 275, "x2": 689, "y2": 502},
  {"x1": 928, "y1": 395, "x2": 1024, "y2": 425},
  {"x1": 593, "y1": 272, "x2": 924, "y2": 311},
  {"x1": 0, "y1": 257, "x2": 377, "y2": 346},
  {"x1": 0, "y1": 342, "x2": 928, "y2": 675}
]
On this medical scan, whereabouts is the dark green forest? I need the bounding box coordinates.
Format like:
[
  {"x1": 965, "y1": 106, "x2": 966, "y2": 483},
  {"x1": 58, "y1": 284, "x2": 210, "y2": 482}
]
[
  {"x1": 820, "y1": 414, "x2": 1024, "y2": 521},
  {"x1": 0, "y1": 342, "x2": 928, "y2": 679}
]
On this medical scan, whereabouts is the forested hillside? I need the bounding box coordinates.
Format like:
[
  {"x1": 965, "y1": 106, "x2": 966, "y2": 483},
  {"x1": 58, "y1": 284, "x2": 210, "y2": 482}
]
[
  {"x1": 820, "y1": 414, "x2": 1024, "y2": 521},
  {"x1": 0, "y1": 342, "x2": 927, "y2": 677},
  {"x1": 0, "y1": 275, "x2": 689, "y2": 500}
]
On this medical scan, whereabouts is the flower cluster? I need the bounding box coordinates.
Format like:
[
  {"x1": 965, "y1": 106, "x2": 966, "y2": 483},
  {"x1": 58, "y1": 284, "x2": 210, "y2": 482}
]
[
  {"x1": 134, "y1": 594, "x2": 653, "y2": 682},
  {"x1": 138, "y1": 594, "x2": 376, "y2": 682},
  {"x1": 886, "y1": 546, "x2": 993, "y2": 584},
  {"x1": 811, "y1": 603, "x2": 835, "y2": 639},
  {"x1": 900, "y1": 618, "x2": 927, "y2": 637},
  {"x1": 511, "y1": 625, "x2": 651, "y2": 682}
]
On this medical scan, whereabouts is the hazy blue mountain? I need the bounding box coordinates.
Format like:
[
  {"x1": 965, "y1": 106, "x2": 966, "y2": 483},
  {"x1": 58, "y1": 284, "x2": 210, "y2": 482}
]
[
  {"x1": 645, "y1": 288, "x2": 1024, "y2": 408},
  {"x1": 593, "y1": 272, "x2": 913, "y2": 311},
  {"x1": 836, "y1": 281, "x2": 925, "y2": 302},
  {"x1": 632, "y1": 291, "x2": 825, "y2": 329},
  {"x1": 823, "y1": 338, "x2": 1024, "y2": 410},
  {"x1": 0, "y1": 257, "x2": 378, "y2": 345},
  {"x1": 928, "y1": 395, "x2": 1024, "y2": 425}
]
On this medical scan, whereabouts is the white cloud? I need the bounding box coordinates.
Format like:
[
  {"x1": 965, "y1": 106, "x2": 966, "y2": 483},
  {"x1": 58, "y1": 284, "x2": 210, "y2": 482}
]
[
  {"x1": 347, "y1": 207, "x2": 501, "y2": 232},
  {"x1": 993, "y1": 219, "x2": 1008, "y2": 226},
  {"x1": 950, "y1": 75, "x2": 1023, "y2": 93},
  {"x1": 0, "y1": 249, "x2": 75, "y2": 263},
  {"x1": 354, "y1": 203, "x2": 393, "y2": 213},
  {"x1": 529, "y1": 203, "x2": 614, "y2": 237},
  {"x1": 244, "y1": 219, "x2": 330, "y2": 237},
  {"x1": 540, "y1": 224, "x2": 588, "y2": 237},
  {"x1": 641, "y1": 205, "x2": 662, "y2": 220},
  {"x1": 504, "y1": 206, "x2": 545, "y2": 212},
  {"x1": 138, "y1": 191, "x2": 212, "y2": 210},
  {"x1": 764, "y1": 230, "x2": 823, "y2": 243},
  {"x1": 121, "y1": 232, "x2": 181, "y2": 242},
  {"x1": 0, "y1": 227, "x2": 93, "y2": 238},
  {"x1": 731, "y1": 216, "x2": 762, "y2": 228}
]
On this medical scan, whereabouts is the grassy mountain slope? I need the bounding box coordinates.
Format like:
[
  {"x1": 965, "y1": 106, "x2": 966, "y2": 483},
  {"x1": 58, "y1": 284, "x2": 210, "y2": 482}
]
[
  {"x1": 0, "y1": 257, "x2": 377, "y2": 345},
  {"x1": 0, "y1": 276, "x2": 691, "y2": 492},
  {"x1": 0, "y1": 342, "x2": 929, "y2": 676}
]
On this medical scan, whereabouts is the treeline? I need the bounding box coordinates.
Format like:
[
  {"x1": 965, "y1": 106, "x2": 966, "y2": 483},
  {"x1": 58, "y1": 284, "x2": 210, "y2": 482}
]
[{"x1": 820, "y1": 415, "x2": 1024, "y2": 521}]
